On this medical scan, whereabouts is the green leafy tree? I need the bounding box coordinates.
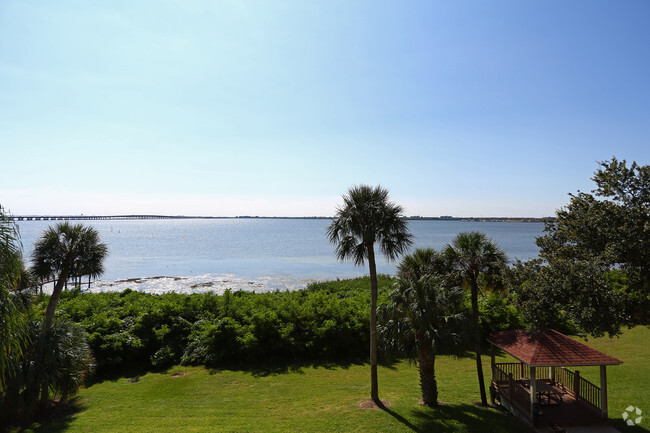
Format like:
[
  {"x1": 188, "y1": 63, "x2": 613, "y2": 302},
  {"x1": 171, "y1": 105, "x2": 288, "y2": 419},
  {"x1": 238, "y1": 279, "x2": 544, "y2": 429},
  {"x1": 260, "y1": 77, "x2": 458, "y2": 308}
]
[
  {"x1": 509, "y1": 258, "x2": 628, "y2": 337},
  {"x1": 444, "y1": 231, "x2": 506, "y2": 406},
  {"x1": 381, "y1": 248, "x2": 465, "y2": 407},
  {"x1": 535, "y1": 157, "x2": 649, "y2": 325},
  {"x1": 327, "y1": 185, "x2": 413, "y2": 405},
  {"x1": 32, "y1": 222, "x2": 108, "y2": 332},
  {"x1": 509, "y1": 158, "x2": 648, "y2": 336}
]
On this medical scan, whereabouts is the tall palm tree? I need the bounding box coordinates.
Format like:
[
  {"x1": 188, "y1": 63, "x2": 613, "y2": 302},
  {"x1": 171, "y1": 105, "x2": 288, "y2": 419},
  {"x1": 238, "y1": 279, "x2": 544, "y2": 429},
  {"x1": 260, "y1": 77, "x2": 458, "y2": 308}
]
[
  {"x1": 327, "y1": 185, "x2": 413, "y2": 405},
  {"x1": 444, "y1": 231, "x2": 506, "y2": 406},
  {"x1": 32, "y1": 222, "x2": 108, "y2": 332},
  {"x1": 383, "y1": 248, "x2": 464, "y2": 407}
]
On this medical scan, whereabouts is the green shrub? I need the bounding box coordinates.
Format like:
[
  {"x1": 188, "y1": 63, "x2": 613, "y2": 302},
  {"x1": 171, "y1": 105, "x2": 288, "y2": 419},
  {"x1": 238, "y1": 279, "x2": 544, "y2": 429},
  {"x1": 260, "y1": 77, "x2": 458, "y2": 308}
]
[{"x1": 33, "y1": 276, "x2": 395, "y2": 373}]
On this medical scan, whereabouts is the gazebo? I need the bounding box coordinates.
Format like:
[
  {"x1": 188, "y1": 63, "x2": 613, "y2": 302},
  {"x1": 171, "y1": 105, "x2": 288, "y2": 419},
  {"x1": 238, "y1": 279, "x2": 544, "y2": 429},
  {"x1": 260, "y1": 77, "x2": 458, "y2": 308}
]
[{"x1": 487, "y1": 329, "x2": 622, "y2": 429}]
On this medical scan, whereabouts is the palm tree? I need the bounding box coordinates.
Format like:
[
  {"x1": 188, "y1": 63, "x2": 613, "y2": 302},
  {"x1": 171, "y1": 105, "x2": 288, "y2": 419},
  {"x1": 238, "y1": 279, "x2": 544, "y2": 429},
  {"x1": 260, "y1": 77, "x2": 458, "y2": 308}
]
[
  {"x1": 382, "y1": 248, "x2": 464, "y2": 407},
  {"x1": 1, "y1": 318, "x2": 93, "y2": 419},
  {"x1": 444, "y1": 231, "x2": 506, "y2": 406},
  {"x1": 327, "y1": 185, "x2": 413, "y2": 405},
  {"x1": 32, "y1": 222, "x2": 108, "y2": 332},
  {"x1": 0, "y1": 206, "x2": 28, "y2": 388}
]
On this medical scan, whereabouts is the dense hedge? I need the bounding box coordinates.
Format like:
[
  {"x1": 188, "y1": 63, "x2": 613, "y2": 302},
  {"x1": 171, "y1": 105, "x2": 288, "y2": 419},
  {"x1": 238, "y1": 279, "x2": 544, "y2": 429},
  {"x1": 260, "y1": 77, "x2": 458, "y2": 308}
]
[
  {"x1": 32, "y1": 276, "x2": 395, "y2": 373},
  {"x1": 31, "y1": 274, "x2": 523, "y2": 376}
]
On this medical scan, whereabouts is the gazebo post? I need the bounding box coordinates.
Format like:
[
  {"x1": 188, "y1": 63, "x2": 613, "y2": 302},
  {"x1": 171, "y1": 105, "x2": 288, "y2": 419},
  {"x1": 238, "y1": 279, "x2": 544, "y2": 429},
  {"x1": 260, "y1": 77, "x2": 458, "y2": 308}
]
[
  {"x1": 600, "y1": 365, "x2": 608, "y2": 418},
  {"x1": 490, "y1": 344, "x2": 495, "y2": 383},
  {"x1": 490, "y1": 344, "x2": 496, "y2": 404},
  {"x1": 529, "y1": 366, "x2": 537, "y2": 421},
  {"x1": 550, "y1": 365, "x2": 555, "y2": 384}
]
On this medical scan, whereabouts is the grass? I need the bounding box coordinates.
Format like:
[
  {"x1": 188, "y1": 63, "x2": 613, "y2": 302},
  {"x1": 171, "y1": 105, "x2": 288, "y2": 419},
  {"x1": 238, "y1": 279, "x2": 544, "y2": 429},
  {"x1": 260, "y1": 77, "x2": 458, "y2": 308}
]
[
  {"x1": 566, "y1": 326, "x2": 649, "y2": 432},
  {"x1": 10, "y1": 327, "x2": 649, "y2": 433}
]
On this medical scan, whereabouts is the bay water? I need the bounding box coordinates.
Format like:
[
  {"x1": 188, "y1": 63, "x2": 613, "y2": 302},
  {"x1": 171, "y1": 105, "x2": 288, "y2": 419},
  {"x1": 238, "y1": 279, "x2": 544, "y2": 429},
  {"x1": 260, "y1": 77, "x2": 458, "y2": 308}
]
[{"x1": 16, "y1": 219, "x2": 544, "y2": 294}]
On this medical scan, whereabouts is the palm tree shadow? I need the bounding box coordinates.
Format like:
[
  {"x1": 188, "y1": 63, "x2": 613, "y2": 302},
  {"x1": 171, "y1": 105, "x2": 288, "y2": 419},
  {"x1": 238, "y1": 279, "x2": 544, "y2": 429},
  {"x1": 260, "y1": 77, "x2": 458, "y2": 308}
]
[
  {"x1": 379, "y1": 402, "x2": 528, "y2": 433},
  {"x1": 12, "y1": 397, "x2": 86, "y2": 433},
  {"x1": 380, "y1": 405, "x2": 420, "y2": 432}
]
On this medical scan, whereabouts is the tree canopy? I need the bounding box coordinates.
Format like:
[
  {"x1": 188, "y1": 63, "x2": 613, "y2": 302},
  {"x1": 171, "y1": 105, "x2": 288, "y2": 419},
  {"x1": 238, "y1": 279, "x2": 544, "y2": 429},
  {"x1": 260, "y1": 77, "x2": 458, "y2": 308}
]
[
  {"x1": 512, "y1": 157, "x2": 649, "y2": 336},
  {"x1": 32, "y1": 222, "x2": 108, "y2": 332}
]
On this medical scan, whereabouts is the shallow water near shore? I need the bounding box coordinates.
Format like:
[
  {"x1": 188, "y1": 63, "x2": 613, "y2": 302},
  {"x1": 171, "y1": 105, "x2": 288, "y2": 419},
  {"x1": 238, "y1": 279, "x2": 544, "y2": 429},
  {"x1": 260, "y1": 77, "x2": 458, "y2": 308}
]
[{"x1": 17, "y1": 218, "x2": 544, "y2": 294}]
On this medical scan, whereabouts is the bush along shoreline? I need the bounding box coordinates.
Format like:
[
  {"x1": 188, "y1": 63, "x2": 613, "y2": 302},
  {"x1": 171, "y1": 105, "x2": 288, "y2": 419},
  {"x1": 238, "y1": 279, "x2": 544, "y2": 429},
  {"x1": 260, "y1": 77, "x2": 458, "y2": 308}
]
[
  {"x1": 31, "y1": 276, "x2": 390, "y2": 375},
  {"x1": 30, "y1": 274, "x2": 524, "y2": 379}
]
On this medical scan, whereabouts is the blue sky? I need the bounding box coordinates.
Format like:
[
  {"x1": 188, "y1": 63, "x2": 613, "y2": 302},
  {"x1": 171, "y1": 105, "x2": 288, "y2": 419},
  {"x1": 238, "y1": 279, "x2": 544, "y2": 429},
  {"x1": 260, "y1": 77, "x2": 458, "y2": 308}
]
[{"x1": 1, "y1": 0, "x2": 649, "y2": 217}]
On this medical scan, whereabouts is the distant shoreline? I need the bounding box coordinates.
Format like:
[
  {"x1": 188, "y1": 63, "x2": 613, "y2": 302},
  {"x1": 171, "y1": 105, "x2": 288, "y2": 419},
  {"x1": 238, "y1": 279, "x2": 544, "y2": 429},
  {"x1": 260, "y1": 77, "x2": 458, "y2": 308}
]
[{"x1": 12, "y1": 215, "x2": 553, "y2": 223}]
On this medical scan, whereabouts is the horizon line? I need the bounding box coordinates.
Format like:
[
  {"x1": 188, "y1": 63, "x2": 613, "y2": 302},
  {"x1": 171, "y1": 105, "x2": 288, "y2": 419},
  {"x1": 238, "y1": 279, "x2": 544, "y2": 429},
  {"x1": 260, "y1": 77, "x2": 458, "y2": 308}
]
[{"x1": 10, "y1": 214, "x2": 554, "y2": 221}]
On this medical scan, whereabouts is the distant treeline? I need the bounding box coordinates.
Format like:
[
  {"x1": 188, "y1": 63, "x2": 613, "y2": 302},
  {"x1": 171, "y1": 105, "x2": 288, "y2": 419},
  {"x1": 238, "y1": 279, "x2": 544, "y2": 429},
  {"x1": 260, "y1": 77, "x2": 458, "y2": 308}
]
[{"x1": 406, "y1": 216, "x2": 553, "y2": 222}]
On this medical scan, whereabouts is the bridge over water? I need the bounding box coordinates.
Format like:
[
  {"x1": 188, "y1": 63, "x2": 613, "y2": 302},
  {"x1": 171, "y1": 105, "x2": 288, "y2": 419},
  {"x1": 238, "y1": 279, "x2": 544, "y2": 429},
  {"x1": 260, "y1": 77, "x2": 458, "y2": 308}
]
[{"x1": 12, "y1": 215, "x2": 200, "y2": 221}]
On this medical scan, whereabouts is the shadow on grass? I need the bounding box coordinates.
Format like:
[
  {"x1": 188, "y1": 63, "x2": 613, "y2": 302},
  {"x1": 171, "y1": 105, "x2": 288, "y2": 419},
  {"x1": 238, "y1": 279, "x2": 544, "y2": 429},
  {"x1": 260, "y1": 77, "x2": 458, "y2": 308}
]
[
  {"x1": 84, "y1": 356, "x2": 399, "y2": 385},
  {"x1": 8, "y1": 397, "x2": 86, "y2": 433},
  {"x1": 85, "y1": 364, "x2": 155, "y2": 386},
  {"x1": 382, "y1": 402, "x2": 528, "y2": 433},
  {"x1": 207, "y1": 356, "x2": 394, "y2": 378},
  {"x1": 611, "y1": 419, "x2": 650, "y2": 433}
]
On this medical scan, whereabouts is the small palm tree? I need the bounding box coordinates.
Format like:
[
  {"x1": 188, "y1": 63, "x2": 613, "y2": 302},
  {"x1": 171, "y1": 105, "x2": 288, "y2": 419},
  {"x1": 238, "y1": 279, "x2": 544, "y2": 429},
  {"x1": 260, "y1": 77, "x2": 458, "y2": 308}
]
[
  {"x1": 327, "y1": 185, "x2": 413, "y2": 405},
  {"x1": 2, "y1": 318, "x2": 93, "y2": 417},
  {"x1": 383, "y1": 248, "x2": 465, "y2": 407},
  {"x1": 444, "y1": 231, "x2": 506, "y2": 406},
  {"x1": 32, "y1": 223, "x2": 108, "y2": 332}
]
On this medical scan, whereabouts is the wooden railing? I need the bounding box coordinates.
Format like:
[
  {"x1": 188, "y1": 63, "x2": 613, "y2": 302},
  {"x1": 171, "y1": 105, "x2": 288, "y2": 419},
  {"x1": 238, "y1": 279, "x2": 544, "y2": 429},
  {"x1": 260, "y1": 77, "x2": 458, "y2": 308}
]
[
  {"x1": 494, "y1": 364, "x2": 602, "y2": 414},
  {"x1": 494, "y1": 362, "x2": 521, "y2": 379},
  {"x1": 493, "y1": 362, "x2": 551, "y2": 380},
  {"x1": 551, "y1": 367, "x2": 601, "y2": 411},
  {"x1": 492, "y1": 364, "x2": 531, "y2": 420},
  {"x1": 578, "y1": 375, "x2": 601, "y2": 410}
]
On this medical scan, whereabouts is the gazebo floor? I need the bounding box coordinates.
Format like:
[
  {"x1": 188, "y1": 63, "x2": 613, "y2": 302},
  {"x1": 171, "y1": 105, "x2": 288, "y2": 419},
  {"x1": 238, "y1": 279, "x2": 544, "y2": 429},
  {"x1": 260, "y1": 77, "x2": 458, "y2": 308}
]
[
  {"x1": 540, "y1": 391, "x2": 606, "y2": 427},
  {"x1": 497, "y1": 382, "x2": 608, "y2": 428}
]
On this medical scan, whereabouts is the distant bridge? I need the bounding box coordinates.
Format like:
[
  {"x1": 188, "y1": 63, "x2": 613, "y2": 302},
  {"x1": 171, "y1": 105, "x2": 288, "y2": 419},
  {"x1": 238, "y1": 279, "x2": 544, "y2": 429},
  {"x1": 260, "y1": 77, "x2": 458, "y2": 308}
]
[{"x1": 12, "y1": 215, "x2": 200, "y2": 221}]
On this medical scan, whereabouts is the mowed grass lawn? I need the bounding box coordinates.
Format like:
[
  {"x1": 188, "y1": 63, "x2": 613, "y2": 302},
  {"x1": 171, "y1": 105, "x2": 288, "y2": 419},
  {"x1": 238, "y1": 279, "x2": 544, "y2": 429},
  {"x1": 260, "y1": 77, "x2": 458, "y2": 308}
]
[{"x1": 14, "y1": 327, "x2": 649, "y2": 433}]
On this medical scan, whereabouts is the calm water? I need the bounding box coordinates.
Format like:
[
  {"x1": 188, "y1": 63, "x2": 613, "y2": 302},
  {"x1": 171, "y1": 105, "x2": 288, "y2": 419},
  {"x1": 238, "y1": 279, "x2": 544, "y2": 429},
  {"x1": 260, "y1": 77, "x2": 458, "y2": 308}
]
[{"x1": 16, "y1": 219, "x2": 544, "y2": 294}]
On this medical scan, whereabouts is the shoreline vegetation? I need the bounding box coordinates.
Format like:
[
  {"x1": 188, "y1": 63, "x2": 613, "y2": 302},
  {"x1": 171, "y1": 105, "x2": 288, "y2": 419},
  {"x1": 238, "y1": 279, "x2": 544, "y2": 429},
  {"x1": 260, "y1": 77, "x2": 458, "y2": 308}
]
[
  {"x1": 10, "y1": 282, "x2": 650, "y2": 432},
  {"x1": 12, "y1": 215, "x2": 553, "y2": 223}
]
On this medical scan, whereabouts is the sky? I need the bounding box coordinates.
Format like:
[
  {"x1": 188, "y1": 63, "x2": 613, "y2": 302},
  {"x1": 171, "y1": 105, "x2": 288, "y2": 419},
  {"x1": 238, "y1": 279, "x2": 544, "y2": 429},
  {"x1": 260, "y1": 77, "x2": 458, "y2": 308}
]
[{"x1": 1, "y1": 1, "x2": 649, "y2": 218}]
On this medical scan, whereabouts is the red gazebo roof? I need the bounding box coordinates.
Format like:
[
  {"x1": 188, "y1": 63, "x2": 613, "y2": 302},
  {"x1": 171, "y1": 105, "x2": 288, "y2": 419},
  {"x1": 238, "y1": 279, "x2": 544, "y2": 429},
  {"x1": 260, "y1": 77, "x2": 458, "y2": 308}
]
[{"x1": 488, "y1": 329, "x2": 623, "y2": 367}]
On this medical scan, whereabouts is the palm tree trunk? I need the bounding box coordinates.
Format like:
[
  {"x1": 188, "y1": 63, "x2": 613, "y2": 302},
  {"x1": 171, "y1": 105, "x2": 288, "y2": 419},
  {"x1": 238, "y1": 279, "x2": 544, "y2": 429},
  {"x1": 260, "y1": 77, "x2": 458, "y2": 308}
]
[
  {"x1": 367, "y1": 244, "x2": 380, "y2": 405},
  {"x1": 44, "y1": 271, "x2": 68, "y2": 333},
  {"x1": 471, "y1": 280, "x2": 488, "y2": 405},
  {"x1": 417, "y1": 339, "x2": 438, "y2": 407}
]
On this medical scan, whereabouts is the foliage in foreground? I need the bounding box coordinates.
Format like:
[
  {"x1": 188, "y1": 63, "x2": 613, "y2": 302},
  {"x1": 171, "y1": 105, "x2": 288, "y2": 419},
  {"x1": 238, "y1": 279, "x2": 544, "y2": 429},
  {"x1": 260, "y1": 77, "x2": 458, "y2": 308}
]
[
  {"x1": 0, "y1": 206, "x2": 29, "y2": 388},
  {"x1": 1, "y1": 319, "x2": 93, "y2": 424}
]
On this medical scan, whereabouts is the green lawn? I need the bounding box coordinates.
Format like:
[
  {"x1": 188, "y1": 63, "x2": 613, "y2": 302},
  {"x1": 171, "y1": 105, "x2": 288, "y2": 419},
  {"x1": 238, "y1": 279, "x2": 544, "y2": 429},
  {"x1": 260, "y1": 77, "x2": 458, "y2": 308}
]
[
  {"x1": 568, "y1": 326, "x2": 649, "y2": 433},
  {"x1": 11, "y1": 327, "x2": 649, "y2": 433}
]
